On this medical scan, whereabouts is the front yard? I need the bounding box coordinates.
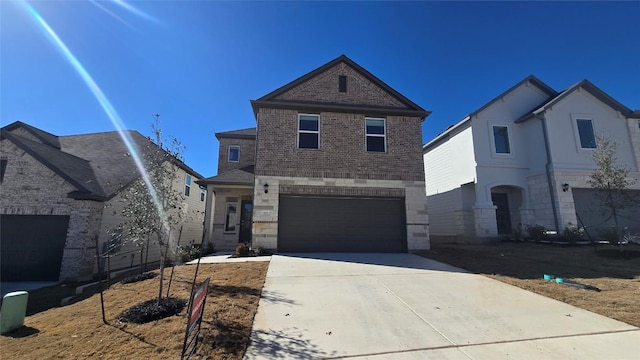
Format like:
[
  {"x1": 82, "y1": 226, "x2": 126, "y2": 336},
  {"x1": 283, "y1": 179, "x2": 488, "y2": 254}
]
[
  {"x1": 0, "y1": 262, "x2": 269, "y2": 359},
  {"x1": 419, "y1": 242, "x2": 640, "y2": 327}
]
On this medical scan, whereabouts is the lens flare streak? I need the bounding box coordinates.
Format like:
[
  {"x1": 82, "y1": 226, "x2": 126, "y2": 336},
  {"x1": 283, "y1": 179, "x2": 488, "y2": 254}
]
[{"x1": 20, "y1": 1, "x2": 168, "y2": 228}]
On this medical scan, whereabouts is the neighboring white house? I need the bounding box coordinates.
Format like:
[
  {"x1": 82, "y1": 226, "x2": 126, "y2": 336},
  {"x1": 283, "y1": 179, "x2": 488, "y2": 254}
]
[{"x1": 423, "y1": 76, "x2": 640, "y2": 243}]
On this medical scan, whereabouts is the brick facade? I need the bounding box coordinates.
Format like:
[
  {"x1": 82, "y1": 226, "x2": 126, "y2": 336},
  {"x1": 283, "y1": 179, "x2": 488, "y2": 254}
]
[
  {"x1": 217, "y1": 137, "x2": 256, "y2": 174},
  {"x1": 255, "y1": 109, "x2": 424, "y2": 181},
  {"x1": 0, "y1": 140, "x2": 101, "y2": 280},
  {"x1": 273, "y1": 62, "x2": 408, "y2": 108}
]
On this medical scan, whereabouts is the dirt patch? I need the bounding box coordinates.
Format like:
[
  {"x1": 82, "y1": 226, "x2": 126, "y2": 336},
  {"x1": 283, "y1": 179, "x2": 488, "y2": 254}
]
[
  {"x1": 0, "y1": 262, "x2": 269, "y2": 359},
  {"x1": 417, "y1": 242, "x2": 640, "y2": 327}
]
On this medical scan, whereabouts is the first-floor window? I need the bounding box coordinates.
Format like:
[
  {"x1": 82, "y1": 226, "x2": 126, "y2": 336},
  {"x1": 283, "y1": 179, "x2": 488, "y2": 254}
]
[
  {"x1": 366, "y1": 118, "x2": 386, "y2": 152},
  {"x1": 200, "y1": 187, "x2": 206, "y2": 202},
  {"x1": 224, "y1": 203, "x2": 237, "y2": 232},
  {"x1": 298, "y1": 114, "x2": 320, "y2": 149},
  {"x1": 492, "y1": 126, "x2": 511, "y2": 154},
  {"x1": 576, "y1": 119, "x2": 596, "y2": 149}
]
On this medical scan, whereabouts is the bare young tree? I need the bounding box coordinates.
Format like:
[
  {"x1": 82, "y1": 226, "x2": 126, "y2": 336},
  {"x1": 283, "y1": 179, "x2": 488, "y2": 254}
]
[
  {"x1": 587, "y1": 136, "x2": 639, "y2": 250},
  {"x1": 116, "y1": 114, "x2": 187, "y2": 301}
]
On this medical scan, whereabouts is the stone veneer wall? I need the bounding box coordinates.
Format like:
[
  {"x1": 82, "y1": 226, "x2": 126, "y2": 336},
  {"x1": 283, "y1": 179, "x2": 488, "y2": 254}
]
[
  {"x1": 0, "y1": 140, "x2": 102, "y2": 281},
  {"x1": 252, "y1": 175, "x2": 429, "y2": 252},
  {"x1": 210, "y1": 187, "x2": 254, "y2": 251}
]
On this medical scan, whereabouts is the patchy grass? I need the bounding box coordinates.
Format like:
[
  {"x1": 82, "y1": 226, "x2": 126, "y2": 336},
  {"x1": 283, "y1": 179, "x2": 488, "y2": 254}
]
[
  {"x1": 418, "y1": 242, "x2": 640, "y2": 327},
  {"x1": 0, "y1": 262, "x2": 269, "y2": 359}
]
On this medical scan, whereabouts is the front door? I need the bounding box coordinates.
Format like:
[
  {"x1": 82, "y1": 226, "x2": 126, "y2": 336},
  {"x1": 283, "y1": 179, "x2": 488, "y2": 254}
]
[
  {"x1": 239, "y1": 200, "x2": 253, "y2": 244},
  {"x1": 492, "y1": 193, "x2": 512, "y2": 235}
]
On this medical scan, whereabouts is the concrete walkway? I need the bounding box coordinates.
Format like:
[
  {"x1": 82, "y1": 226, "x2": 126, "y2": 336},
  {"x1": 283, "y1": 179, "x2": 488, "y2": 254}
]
[{"x1": 245, "y1": 253, "x2": 639, "y2": 359}]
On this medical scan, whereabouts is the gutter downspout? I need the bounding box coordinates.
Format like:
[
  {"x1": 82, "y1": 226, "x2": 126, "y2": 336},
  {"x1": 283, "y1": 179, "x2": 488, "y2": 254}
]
[{"x1": 538, "y1": 114, "x2": 561, "y2": 232}]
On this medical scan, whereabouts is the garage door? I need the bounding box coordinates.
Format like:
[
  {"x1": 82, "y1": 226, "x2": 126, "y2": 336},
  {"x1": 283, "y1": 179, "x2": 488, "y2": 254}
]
[
  {"x1": 1, "y1": 215, "x2": 69, "y2": 281},
  {"x1": 572, "y1": 188, "x2": 640, "y2": 236},
  {"x1": 278, "y1": 196, "x2": 406, "y2": 252}
]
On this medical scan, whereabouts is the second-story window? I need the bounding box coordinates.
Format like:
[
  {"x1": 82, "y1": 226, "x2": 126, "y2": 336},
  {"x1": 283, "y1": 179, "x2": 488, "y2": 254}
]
[
  {"x1": 185, "y1": 174, "x2": 191, "y2": 196},
  {"x1": 298, "y1": 114, "x2": 319, "y2": 149},
  {"x1": 492, "y1": 126, "x2": 511, "y2": 154},
  {"x1": 228, "y1": 145, "x2": 240, "y2": 162},
  {"x1": 576, "y1": 119, "x2": 596, "y2": 149},
  {"x1": 366, "y1": 118, "x2": 386, "y2": 152}
]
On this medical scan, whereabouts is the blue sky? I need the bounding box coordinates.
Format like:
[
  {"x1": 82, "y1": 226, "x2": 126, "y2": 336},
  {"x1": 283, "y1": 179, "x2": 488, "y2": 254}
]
[{"x1": 2, "y1": 1, "x2": 638, "y2": 177}]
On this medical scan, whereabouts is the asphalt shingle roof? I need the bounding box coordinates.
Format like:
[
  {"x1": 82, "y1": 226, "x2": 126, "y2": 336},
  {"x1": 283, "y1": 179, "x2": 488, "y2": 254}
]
[
  {"x1": 1, "y1": 122, "x2": 203, "y2": 201},
  {"x1": 215, "y1": 127, "x2": 256, "y2": 140},
  {"x1": 197, "y1": 166, "x2": 254, "y2": 186}
]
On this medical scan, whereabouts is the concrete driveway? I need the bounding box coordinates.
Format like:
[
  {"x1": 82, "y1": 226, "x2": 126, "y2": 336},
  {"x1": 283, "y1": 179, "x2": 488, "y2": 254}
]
[{"x1": 244, "y1": 253, "x2": 639, "y2": 359}]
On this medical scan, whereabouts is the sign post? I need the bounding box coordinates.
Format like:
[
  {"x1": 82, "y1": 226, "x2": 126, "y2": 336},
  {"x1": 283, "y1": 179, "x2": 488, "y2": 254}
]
[{"x1": 181, "y1": 277, "x2": 210, "y2": 359}]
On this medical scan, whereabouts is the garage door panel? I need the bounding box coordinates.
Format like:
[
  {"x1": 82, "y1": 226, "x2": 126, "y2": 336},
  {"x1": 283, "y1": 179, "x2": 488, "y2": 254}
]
[
  {"x1": 278, "y1": 196, "x2": 406, "y2": 252},
  {"x1": 1, "y1": 215, "x2": 69, "y2": 281}
]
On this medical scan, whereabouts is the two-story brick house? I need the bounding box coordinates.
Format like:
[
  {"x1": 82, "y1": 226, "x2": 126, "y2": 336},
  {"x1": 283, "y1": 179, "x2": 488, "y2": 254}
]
[
  {"x1": 0, "y1": 121, "x2": 205, "y2": 281},
  {"x1": 199, "y1": 55, "x2": 430, "y2": 253},
  {"x1": 423, "y1": 76, "x2": 640, "y2": 243}
]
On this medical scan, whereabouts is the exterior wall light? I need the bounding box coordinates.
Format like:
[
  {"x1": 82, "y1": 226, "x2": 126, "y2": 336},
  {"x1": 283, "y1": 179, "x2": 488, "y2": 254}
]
[
  {"x1": 264, "y1": 183, "x2": 269, "y2": 194},
  {"x1": 562, "y1": 183, "x2": 569, "y2": 192}
]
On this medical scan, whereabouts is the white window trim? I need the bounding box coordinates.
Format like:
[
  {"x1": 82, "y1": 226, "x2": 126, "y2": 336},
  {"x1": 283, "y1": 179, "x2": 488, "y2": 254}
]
[
  {"x1": 365, "y1": 117, "x2": 387, "y2": 153},
  {"x1": 228, "y1": 145, "x2": 240, "y2": 162},
  {"x1": 488, "y1": 123, "x2": 514, "y2": 158},
  {"x1": 184, "y1": 174, "x2": 192, "y2": 196},
  {"x1": 571, "y1": 113, "x2": 597, "y2": 151},
  {"x1": 200, "y1": 187, "x2": 206, "y2": 202},
  {"x1": 297, "y1": 113, "x2": 320, "y2": 149},
  {"x1": 224, "y1": 202, "x2": 238, "y2": 233}
]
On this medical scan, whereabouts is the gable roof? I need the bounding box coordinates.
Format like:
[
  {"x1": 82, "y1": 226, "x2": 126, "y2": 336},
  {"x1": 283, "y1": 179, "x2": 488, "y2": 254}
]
[
  {"x1": 1, "y1": 121, "x2": 203, "y2": 201},
  {"x1": 2, "y1": 120, "x2": 61, "y2": 149},
  {"x1": 516, "y1": 79, "x2": 634, "y2": 123},
  {"x1": 469, "y1": 75, "x2": 557, "y2": 119},
  {"x1": 423, "y1": 75, "x2": 557, "y2": 152},
  {"x1": 2, "y1": 130, "x2": 105, "y2": 199},
  {"x1": 250, "y1": 54, "x2": 430, "y2": 120},
  {"x1": 196, "y1": 165, "x2": 254, "y2": 186},
  {"x1": 215, "y1": 127, "x2": 256, "y2": 140}
]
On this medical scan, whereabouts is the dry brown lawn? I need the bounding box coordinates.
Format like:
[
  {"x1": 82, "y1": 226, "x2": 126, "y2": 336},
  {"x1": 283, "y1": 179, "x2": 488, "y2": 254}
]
[
  {"x1": 1, "y1": 261, "x2": 269, "y2": 359},
  {"x1": 418, "y1": 242, "x2": 640, "y2": 327}
]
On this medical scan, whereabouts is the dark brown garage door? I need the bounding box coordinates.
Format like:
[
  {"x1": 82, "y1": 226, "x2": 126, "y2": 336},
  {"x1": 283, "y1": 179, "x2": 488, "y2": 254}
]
[
  {"x1": 278, "y1": 196, "x2": 407, "y2": 252},
  {"x1": 1, "y1": 215, "x2": 69, "y2": 281}
]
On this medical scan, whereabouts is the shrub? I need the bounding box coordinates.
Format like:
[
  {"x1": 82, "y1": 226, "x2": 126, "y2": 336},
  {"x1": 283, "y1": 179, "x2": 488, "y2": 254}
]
[
  {"x1": 511, "y1": 223, "x2": 524, "y2": 242},
  {"x1": 118, "y1": 297, "x2": 186, "y2": 324},
  {"x1": 563, "y1": 224, "x2": 585, "y2": 244},
  {"x1": 526, "y1": 224, "x2": 548, "y2": 242},
  {"x1": 189, "y1": 244, "x2": 201, "y2": 259},
  {"x1": 235, "y1": 243, "x2": 250, "y2": 257},
  {"x1": 599, "y1": 227, "x2": 620, "y2": 244},
  {"x1": 120, "y1": 272, "x2": 157, "y2": 284}
]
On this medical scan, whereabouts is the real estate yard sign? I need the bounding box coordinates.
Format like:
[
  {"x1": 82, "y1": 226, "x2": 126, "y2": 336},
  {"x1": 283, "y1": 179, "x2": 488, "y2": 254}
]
[{"x1": 181, "y1": 277, "x2": 210, "y2": 360}]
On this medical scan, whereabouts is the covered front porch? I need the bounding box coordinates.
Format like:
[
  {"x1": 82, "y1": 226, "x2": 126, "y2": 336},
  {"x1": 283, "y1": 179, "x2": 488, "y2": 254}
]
[{"x1": 197, "y1": 166, "x2": 255, "y2": 252}]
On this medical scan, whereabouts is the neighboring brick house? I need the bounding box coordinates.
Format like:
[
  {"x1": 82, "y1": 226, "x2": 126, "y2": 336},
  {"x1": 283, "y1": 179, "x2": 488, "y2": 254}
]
[
  {"x1": 423, "y1": 76, "x2": 640, "y2": 243},
  {"x1": 199, "y1": 55, "x2": 430, "y2": 252},
  {"x1": 0, "y1": 121, "x2": 205, "y2": 281}
]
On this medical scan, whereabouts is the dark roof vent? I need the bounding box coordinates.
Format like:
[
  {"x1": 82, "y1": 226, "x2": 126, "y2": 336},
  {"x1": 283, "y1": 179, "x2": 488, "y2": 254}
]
[{"x1": 339, "y1": 75, "x2": 347, "y2": 93}]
